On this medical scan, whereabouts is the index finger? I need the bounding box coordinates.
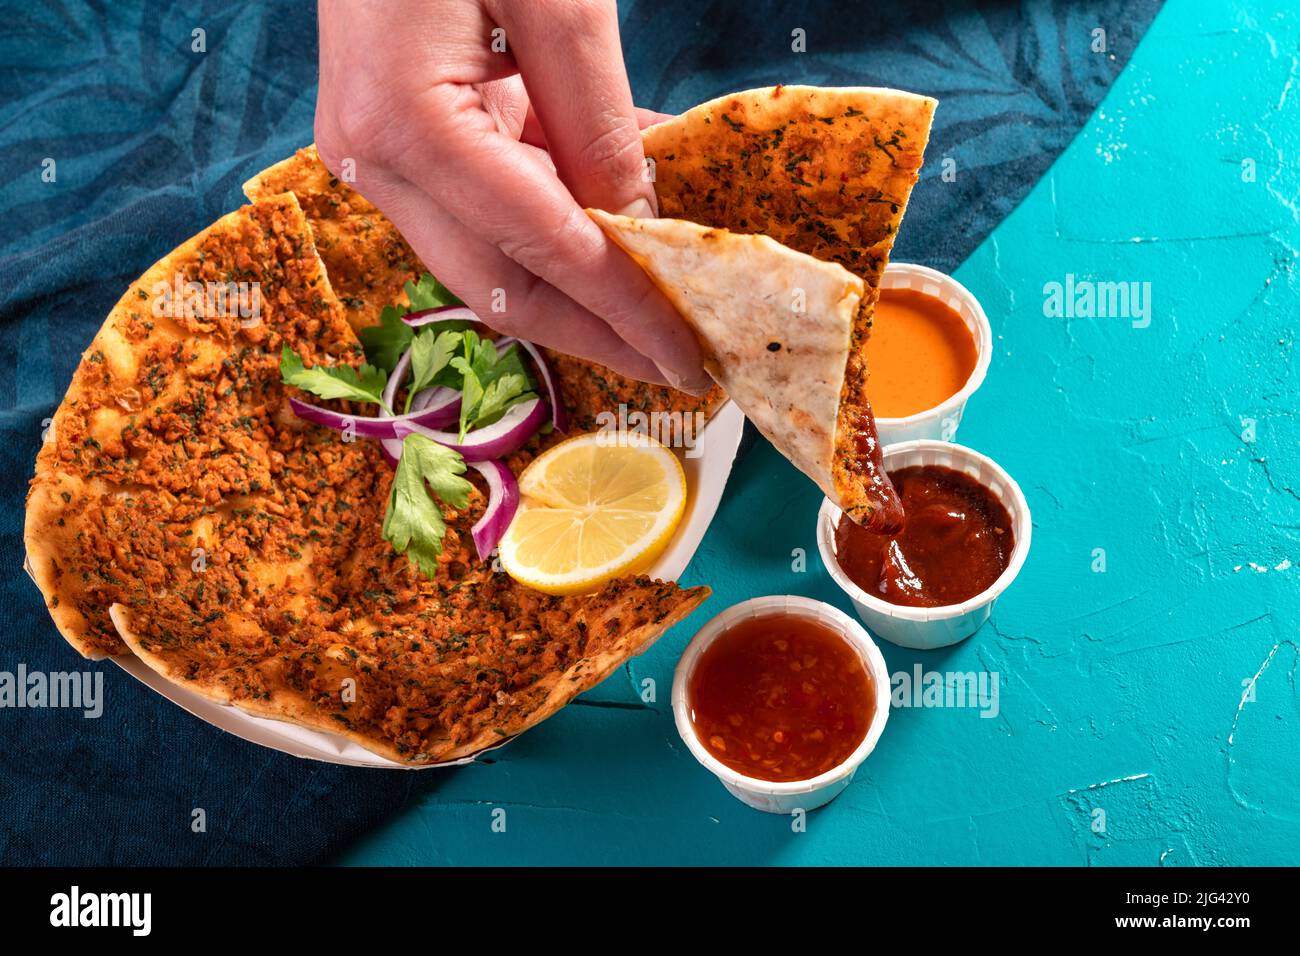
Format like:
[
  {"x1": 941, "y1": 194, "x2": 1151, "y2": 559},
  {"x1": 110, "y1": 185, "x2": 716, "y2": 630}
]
[
  {"x1": 520, "y1": 105, "x2": 672, "y2": 150},
  {"x1": 488, "y1": 0, "x2": 657, "y2": 218}
]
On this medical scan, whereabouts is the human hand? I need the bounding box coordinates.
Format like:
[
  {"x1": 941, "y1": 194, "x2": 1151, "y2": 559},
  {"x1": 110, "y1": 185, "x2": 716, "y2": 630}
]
[{"x1": 315, "y1": 0, "x2": 710, "y2": 392}]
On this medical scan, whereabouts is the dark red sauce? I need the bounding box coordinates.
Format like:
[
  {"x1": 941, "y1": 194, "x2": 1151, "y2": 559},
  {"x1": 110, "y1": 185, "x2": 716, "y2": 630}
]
[
  {"x1": 834, "y1": 465, "x2": 1014, "y2": 608},
  {"x1": 853, "y1": 402, "x2": 904, "y2": 533},
  {"x1": 688, "y1": 614, "x2": 874, "y2": 782}
]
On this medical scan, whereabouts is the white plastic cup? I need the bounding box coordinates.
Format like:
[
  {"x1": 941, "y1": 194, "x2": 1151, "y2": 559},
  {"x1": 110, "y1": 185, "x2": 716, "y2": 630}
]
[
  {"x1": 671, "y1": 595, "x2": 891, "y2": 813},
  {"x1": 873, "y1": 263, "x2": 993, "y2": 446},
  {"x1": 817, "y1": 440, "x2": 1032, "y2": 651}
]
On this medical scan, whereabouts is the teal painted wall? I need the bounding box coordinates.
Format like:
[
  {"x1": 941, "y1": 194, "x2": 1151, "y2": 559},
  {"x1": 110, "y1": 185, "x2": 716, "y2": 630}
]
[{"x1": 338, "y1": 0, "x2": 1300, "y2": 866}]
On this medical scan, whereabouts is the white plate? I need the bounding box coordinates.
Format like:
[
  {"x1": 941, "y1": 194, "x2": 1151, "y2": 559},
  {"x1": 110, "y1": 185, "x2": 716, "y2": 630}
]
[{"x1": 53, "y1": 402, "x2": 745, "y2": 770}]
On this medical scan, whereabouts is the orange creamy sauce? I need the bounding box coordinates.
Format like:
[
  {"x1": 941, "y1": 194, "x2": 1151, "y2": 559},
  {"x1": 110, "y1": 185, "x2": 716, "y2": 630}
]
[
  {"x1": 688, "y1": 615, "x2": 874, "y2": 782},
  {"x1": 866, "y1": 287, "x2": 978, "y2": 418}
]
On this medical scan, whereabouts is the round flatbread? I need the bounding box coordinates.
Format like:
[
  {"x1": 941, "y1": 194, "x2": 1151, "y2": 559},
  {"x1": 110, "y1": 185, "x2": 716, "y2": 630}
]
[{"x1": 25, "y1": 191, "x2": 708, "y2": 763}]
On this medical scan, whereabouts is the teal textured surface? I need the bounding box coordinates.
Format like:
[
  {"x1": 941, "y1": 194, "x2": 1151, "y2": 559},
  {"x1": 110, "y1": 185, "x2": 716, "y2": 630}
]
[{"x1": 339, "y1": 0, "x2": 1300, "y2": 866}]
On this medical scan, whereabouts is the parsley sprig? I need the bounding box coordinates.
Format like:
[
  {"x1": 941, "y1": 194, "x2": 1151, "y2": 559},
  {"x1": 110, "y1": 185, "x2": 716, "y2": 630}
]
[
  {"x1": 405, "y1": 329, "x2": 462, "y2": 412},
  {"x1": 280, "y1": 347, "x2": 390, "y2": 412},
  {"x1": 451, "y1": 331, "x2": 536, "y2": 439},
  {"x1": 359, "y1": 273, "x2": 468, "y2": 371},
  {"x1": 382, "y1": 434, "x2": 472, "y2": 577}
]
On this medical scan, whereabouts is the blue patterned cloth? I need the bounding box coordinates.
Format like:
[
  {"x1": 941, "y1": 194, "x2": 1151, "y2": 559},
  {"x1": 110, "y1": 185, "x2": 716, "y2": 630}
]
[{"x1": 0, "y1": 0, "x2": 1160, "y2": 864}]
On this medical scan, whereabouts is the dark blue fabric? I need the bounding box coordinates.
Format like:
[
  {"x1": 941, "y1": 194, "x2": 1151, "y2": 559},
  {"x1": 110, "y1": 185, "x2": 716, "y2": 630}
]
[{"x1": 0, "y1": 0, "x2": 1161, "y2": 865}]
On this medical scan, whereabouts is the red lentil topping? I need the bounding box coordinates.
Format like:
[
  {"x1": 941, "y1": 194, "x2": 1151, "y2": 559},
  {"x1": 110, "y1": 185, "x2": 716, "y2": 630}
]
[
  {"x1": 542, "y1": 349, "x2": 725, "y2": 434},
  {"x1": 244, "y1": 146, "x2": 422, "y2": 331}
]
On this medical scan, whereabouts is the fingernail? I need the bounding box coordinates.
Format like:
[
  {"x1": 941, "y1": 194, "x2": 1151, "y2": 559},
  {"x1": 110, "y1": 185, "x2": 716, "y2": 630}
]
[
  {"x1": 616, "y1": 196, "x2": 656, "y2": 220},
  {"x1": 662, "y1": 365, "x2": 712, "y2": 396},
  {"x1": 687, "y1": 375, "x2": 714, "y2": 396}
]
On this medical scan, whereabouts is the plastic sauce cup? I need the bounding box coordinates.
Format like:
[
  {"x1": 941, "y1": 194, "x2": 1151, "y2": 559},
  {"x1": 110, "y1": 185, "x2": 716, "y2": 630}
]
[
  {"x1": 873, "y1": 263, "x2": 993, "y2": 446},
  {"x1": 672, "y1": 595, "x2": 891, "y2": 813},
  {"x1": 817, "y1": 440, "x2": 1032, "y2": 651}
]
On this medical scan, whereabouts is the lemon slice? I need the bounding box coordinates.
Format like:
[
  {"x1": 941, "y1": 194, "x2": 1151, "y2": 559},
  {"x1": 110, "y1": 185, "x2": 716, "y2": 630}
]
[{"x1": 499, "y1": 431, "x2": 687, "y2": 595}]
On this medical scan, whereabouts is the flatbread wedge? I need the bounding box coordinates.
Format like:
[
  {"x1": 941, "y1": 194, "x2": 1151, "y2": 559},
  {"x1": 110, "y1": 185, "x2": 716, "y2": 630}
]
[
  {"x1": 604, "y1": 84, "x2": 937, "y2": 530},
  {"x1": 25, "y1": 192, "x2": 360, "y2": 659},
  {"x1": 26, "y1": 192, "x2": 709, "y2": 763},
  {"x1": 589, "y1": 211, "x2": 866, "y2": 511},
  {"x1": 243, "y1": 145, "x2": 423, "y2": 333},
  {"x1": 110, "y1": 575, "x2": 705, "y2": 764}
]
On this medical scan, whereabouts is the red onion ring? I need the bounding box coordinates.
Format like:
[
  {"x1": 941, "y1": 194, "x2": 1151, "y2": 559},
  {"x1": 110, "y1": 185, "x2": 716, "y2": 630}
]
[
  {"x1": 467, "y1": 459, "x2": 519, "y2": 560},
  {"x1": 392, "y1": 397, "x2": 547, "y2": 461},
  {"x1": 402, "y1": 305, "x2": 481, "y2": 328},
  {"x1": 513, "y1": 338, "x2": 568, "y2": 433},
  {"x1": 398, "y1": 312, "x2": 566, "y2": 431},
  {"x1": 288, "y1": 396, "x2": 460, "y2": 438},
  {"x1": 381, "y1": 348, "x2": 411, "y2": 412},
  {"x1": 410, "y1": 385, "x2": 458, "y2": 414}
]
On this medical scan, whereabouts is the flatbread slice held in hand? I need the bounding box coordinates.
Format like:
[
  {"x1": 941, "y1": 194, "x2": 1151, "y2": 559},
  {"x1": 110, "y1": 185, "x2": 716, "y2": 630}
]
[
  {"x1": 598, "y1": 84, "x2": 937, "y2": 531},
  {"x1": 589, "y1": 210, "x2": 867, "y2": 514}
]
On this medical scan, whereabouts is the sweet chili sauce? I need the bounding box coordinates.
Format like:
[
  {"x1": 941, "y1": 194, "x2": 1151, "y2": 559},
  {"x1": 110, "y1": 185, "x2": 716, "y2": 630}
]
[
  {"x1": 835, "y1": 465, "x2": 1014, "y2": 608},
  {"x1": 687, "y1": 614, "x2": 875, "y2": 782}
]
